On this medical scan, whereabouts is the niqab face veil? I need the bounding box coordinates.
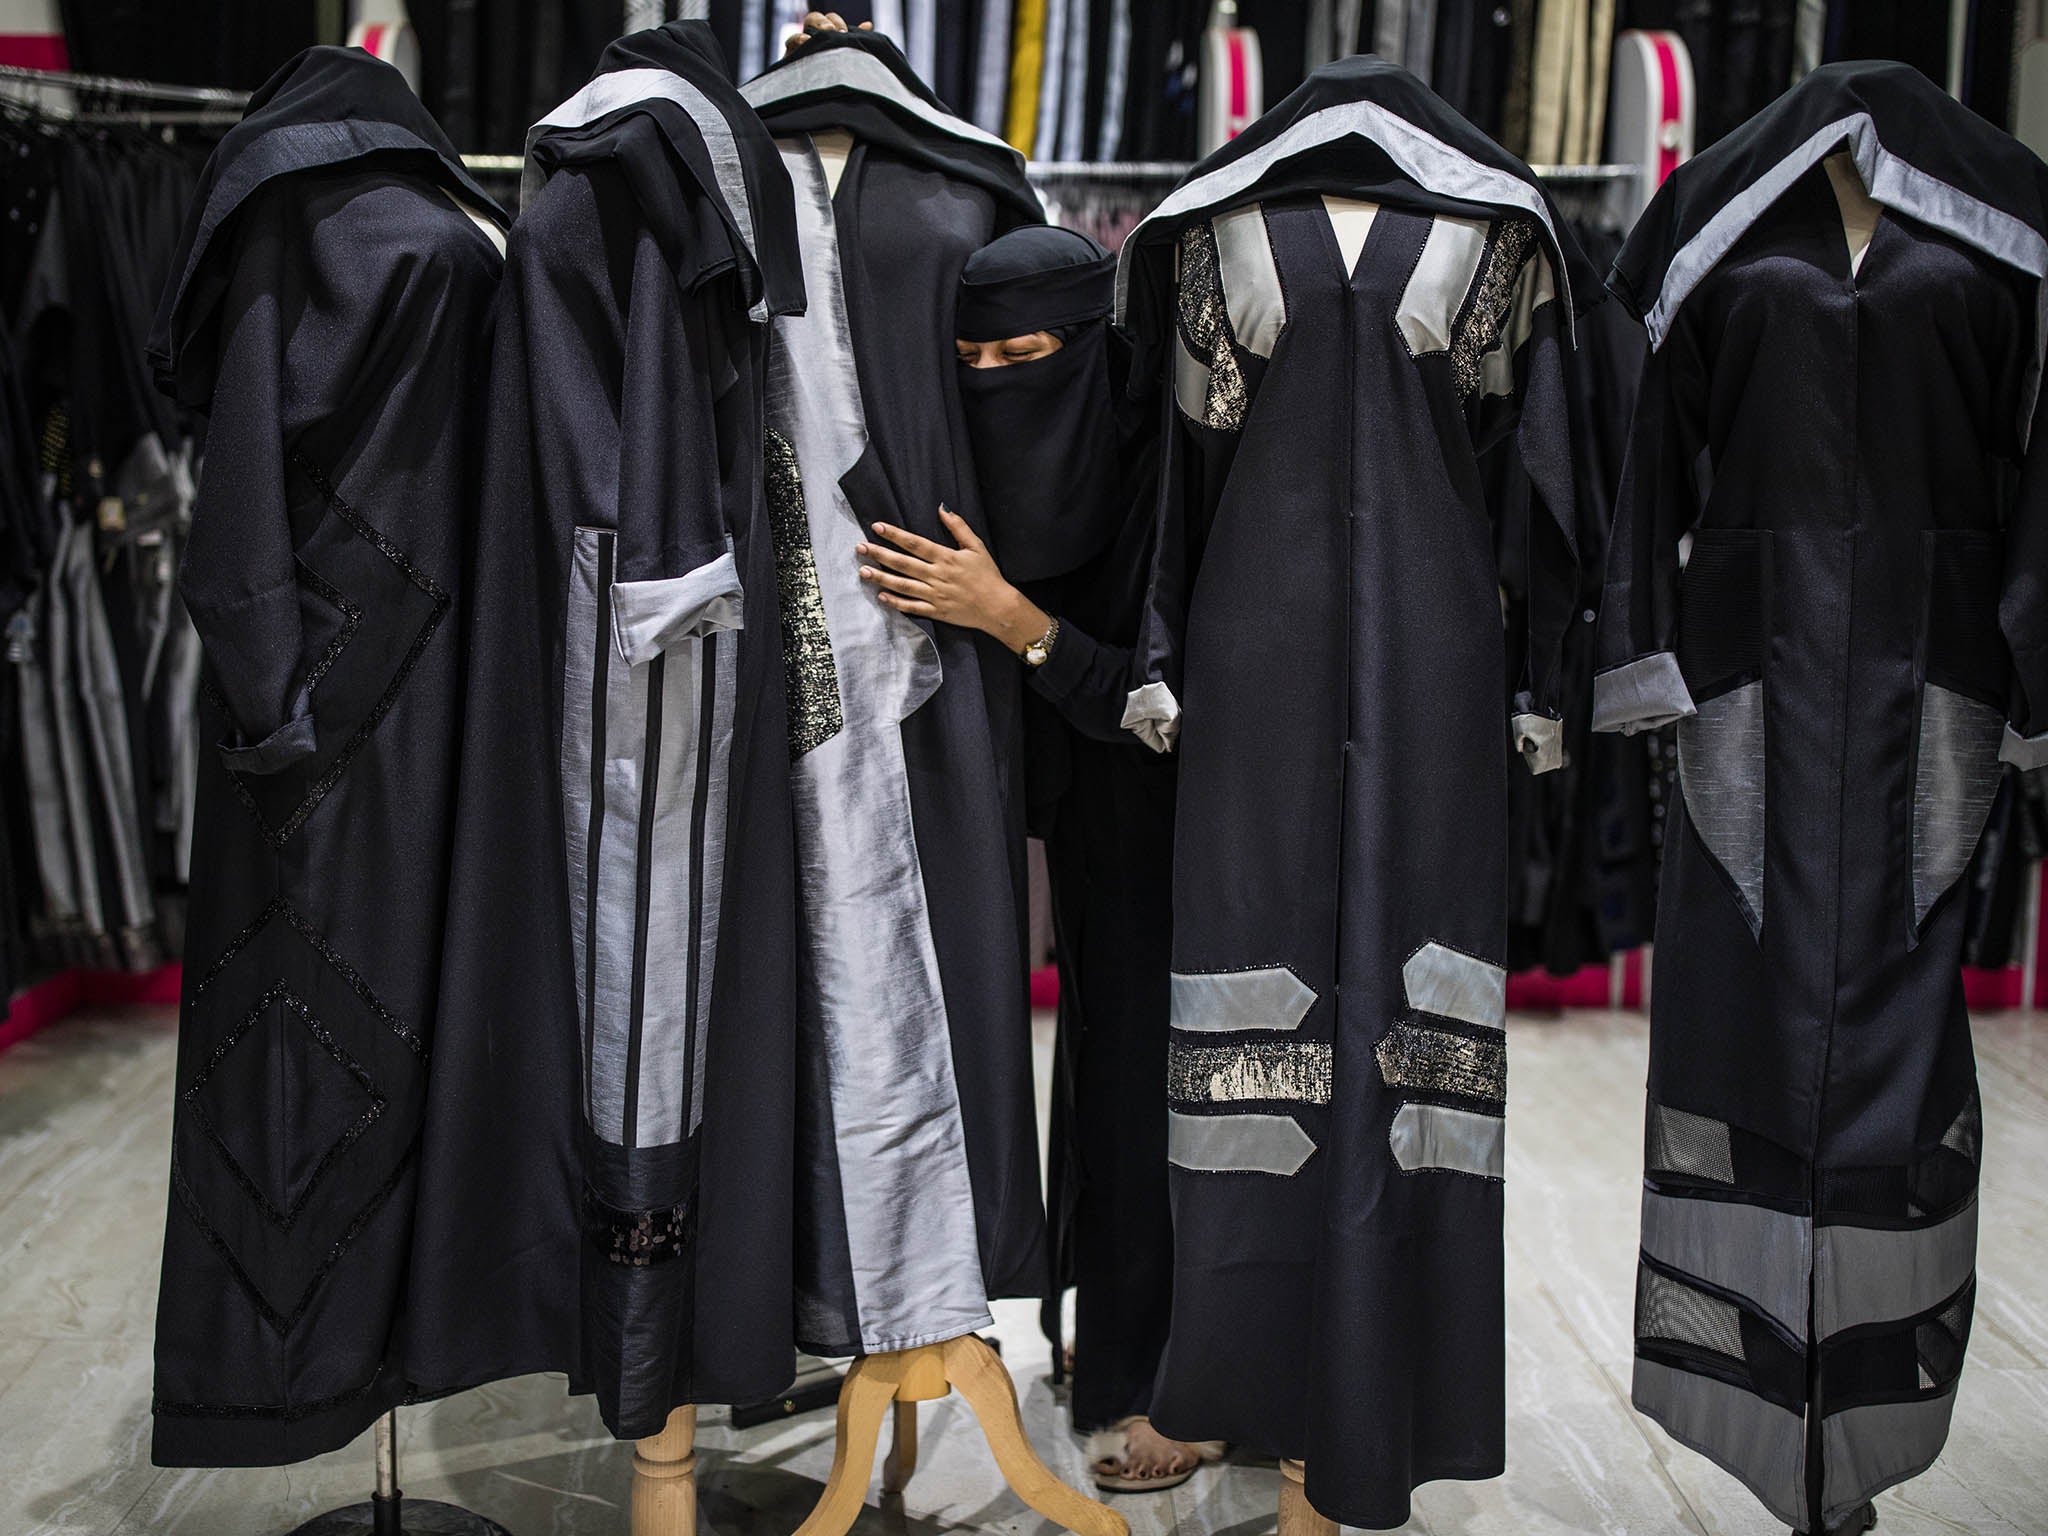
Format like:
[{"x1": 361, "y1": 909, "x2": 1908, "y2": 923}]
[{"x1": 955, "y1": 226, "x2": 1119, "y2": 583}]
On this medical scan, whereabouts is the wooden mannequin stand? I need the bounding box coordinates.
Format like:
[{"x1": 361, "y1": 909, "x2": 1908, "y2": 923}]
[
  {"x1": 628, "y1": 1335, "x2": 1128, "y2": 1536},
  {"x1": 1277, "y1": 1460, "x2": 1337, "y2": 1536}
]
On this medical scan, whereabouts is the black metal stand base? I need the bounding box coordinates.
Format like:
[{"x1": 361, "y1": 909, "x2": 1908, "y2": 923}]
[{"x1": 287, "y1": 1494, "x2": 511, "y2": 1536}]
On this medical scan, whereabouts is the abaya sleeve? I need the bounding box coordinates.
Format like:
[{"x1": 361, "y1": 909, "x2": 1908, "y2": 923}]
[
  {"x1": 1591, "y1": 307, "x2": 1710, "y2": 737},
  {"x1": 1026, "y1": 618, "x2": 1139, "y2": 743}
]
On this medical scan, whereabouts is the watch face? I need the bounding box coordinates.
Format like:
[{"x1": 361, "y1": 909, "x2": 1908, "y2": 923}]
[{"x1": 1025, "y1": 644, "x2": 1048, "y2": 666}]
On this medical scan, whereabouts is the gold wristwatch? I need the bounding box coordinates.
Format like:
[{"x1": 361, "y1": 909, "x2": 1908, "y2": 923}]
[{"x1": 1022, "y1": 616, "x2": 1060, "y2": 667}]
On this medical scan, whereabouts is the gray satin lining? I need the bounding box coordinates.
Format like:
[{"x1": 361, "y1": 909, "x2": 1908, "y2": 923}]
[
  {"x1": 2000, "y1": 721, "x2": 2048, "y2": 771},
  {"x1": 1632, "y1": 1358, "x2": 1807, "y2": 1528},
  {"x1": 525, "y1": 66, "x2": 770, "y2": 320},
  {"x1": 1389, "y1": 1102, "x2": 1504, "y2": 1178},
  {"x1": 1170, "y1": 965, "x2": 1318, "y2": 1033},
  {"x1": 1213, "y1": 203, "x2": 1287, "y2": 358},
  {"x1": 1639, "y1": 1187, "x2": 1811, "y2": 1340},
  {"x1": 1820, "y1": 1388, "x2": 1961, "y2": 1528},
  {"x1": 770, "y1": 139, "x2": 990, "y2": 1352},
  {"x1": 1121, "y1": 680, "x2": 1181, "y2": 753},
  {"x1": 1401, "y1": 940, "x2": 1506, "y2": 1030},
  {"x1": 1912, "y1": 685, "x2": 2004, "y2": 927},
  {"x1": 1168, "y1": 1110, "x2": 1319, "y2": 1175},
  {"x1": 610, "y1": 551, "x2": 744, "y2": 665},
  {"x1": 1679, "y1": 679, "x2": 1766, "y2": 933},
  {"x1": 1815, "y1": 1197, "x2": 1978, "y2": 1338},
  {"x1": 1642, "y1": 112, "x2": 2048, "y2": 445},
  {"x1": 1117, "y1": 96, "x2": 1575, "y2": 333},
  {"x1": 1512, "y1": 712, "x2": 1565, "y2": 774},
  {"x1": 1592, "y1": 651, "x2": 1698, "y2": 734}
]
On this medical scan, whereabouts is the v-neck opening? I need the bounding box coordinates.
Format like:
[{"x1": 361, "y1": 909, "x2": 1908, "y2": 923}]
[
  {"x1": 1823, "y1": 151, "x2": 1884, "y2": 286},
  {"x1": 1321, "y1": 194, "x2": 1379, "y2": 281}
]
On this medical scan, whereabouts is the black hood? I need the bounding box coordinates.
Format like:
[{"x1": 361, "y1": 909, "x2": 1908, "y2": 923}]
[
  {"x1": 1117, "y1": 50, "x2": 1600, "y2": 383},
  {"x1": 525, "y1": 19, "x2": 804, "y2": 323},
  {"x1": 740, "y1": 29, "x2": 1043, "y2": 230},
  {"x1": 1610, "y1": 60, "x2": 2048, "y2": 440},
  {"x1": 149, "y1": 45, "x2": 503, "y2": 408}
]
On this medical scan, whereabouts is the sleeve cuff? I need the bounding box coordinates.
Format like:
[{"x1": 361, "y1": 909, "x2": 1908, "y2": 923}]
[
  {"x1": 1121, "y1": 681, "x2": 1181, "y2": 754},
  {"x1": 610, "y1": 551, "x2": 744, "y2": 665},
  {"x1": 1028, "y1": 617, "x2": 1094, "y2": 698},
  {"x1": 2000, "y1": 723, "x2": 2048, "y2": 771},
  {"x1": 1592, "y1": 652, "x2": 1697, "y2": 735},
  {"x1": 1512, "y1": 713, "x2": 1566, "y2": 775}
]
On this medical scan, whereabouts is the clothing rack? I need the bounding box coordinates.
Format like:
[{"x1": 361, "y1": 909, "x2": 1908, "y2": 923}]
[{"x1": 0, "y1": 62, "x2": 248, "y2": 127}]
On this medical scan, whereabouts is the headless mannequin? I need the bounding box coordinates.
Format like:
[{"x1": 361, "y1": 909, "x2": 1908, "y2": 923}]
[{"x1": 1823, "y1": 150, "x2": 1880, "y2": 275}]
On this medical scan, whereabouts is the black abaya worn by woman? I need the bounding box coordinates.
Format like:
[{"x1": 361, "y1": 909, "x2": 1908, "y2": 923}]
[{"x1": 952, "y1": 227, "x2": 1177, "y2": 1437}]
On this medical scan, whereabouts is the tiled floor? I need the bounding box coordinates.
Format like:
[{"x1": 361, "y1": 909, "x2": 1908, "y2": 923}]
[{"x1": 2, "y1": 1005, "x2": 2043, "y2": 1536}]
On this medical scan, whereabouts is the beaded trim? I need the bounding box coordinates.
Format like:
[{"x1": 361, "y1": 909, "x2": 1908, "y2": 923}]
[
  {"x1": 763, "y1": 428, "x2": 845, "y2": 760},
  {"x1": 1168, "y1": 1040, "x2": 1333, "y2": 1105},
  {"x1": 587, "y1": 1190, "x2": 696, "y2": 1267},
  {"x1": 1447, "y1": 219, "x2": 1535, "y2": 399},
  {"x1": 1374, "y1": 1019, "x2": 1506, "y2": 1105},
  {"x1": 1177, "y1": 221, "x2": 1249, "y2": 433}
]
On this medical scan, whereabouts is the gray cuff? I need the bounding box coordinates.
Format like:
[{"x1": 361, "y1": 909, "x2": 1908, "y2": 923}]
[
  {"x1": 2000, "y1": 723, "x2": 2048, "y2": 771},
  {"x1": 1512, "y1": 713, "x2": 1566, "y2": 774},
  {"x1": 1592, "y1": 652, "x2": 1697, "y2": 735},
  {"x1": 610, "y1": 551, "x2": 744, "y2": 665},
  {"x1": 1122, "y1": 681, "x2": 1181, "y2": 754}
]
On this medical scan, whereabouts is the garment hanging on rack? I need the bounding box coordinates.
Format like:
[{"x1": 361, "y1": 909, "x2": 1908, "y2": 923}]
[
  {"x1": 1598, "y1": 61, "x2": 2048, "y2": 1532},
  {"x1": 146, "y1": 45, "x2": 517, "y2": 1467},
  {"x1": 451, "y1": 18, "x2": 808, "y2": 1444}
]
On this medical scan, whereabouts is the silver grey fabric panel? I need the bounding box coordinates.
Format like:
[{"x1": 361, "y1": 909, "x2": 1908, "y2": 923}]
[
  {"x1": 1911, "y1": 684, "x2": 2004, "y2": 926},
  {"x1": 1639, "y1": 1187, "x2": 1811, "y2": 1339},
  {"x1": 1646, "y1": 1102, "x2": 1736, "y2": 1183},
  {"x1": 689, "y1": 633, "x2": 737, "y2": 1134},
  {"x1": 1170, "y1": 965, "x2": 1318, "y2": 1032},
  {"x1": 1814, "y1": 1197, "x2": 1978, "y2": 1338},
  {"x1": 1213, "y1": 203, "x2": 1287, "y2": 358},
  {"x1": 1388, "y1": 1102, "x2": 1505, "y2": 1178},
  {"x1": 1168, "y1": 1109, "x2": 1319, "y2": 1175},
  {"x1": 770, "y1": 139, "x2": 991, "y2": 1351},
  {"x1": 1401, "y1": 939, "x2": 1506, "y2": 1029},
  {"x1": 1633, "y1": 1358, "x2": 1808, "y2": 1527},
  {"x1": 1172, "y1": 332, "x2": 1214, "y2": 425},
  {"x1": 1819, "y1": 1389, "x2": 1961, "y2": 1528},
  {"x1": 610, "y1": 551, "x2": 745, "y2": 663},
  {"x1": 1118, "y1": 96, "x2": 1579, "y2": 330},
  {"x1": 1168, "y1": 1041, "x2": 1334, "y2": 1104},
  {"x1": 1639, "y1": 111, "x2": 2048, "y2": 444},
  {"x1": 1592, "y1": 650, "x2": 1698, "y2": 733},
  {"x1": 1397, "y1": 213, "x2": 1489, "y2": 356},
  {"x1": 2000, "y1": 721, "x2": 2048, "y2": 770},
  {"x1": 1679, "y1": 679, "x2": 1766, "y2": 934}
]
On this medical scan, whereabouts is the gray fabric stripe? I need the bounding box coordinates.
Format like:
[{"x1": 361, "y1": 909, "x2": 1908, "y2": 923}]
[
  {"x1": 1815, "y1": 1198, "x2": 1978, "y2": 1338},
  {"x1": 609, "y1": 553, "x2": 744, "y2": 665},
  {"x1": 1398, "y1": 213, "x2": 1489, "y2": 356},
  {"x1": 771, "y1": 139, "x2": 989, "y2": 1351},
  {"x1": 560, "y1": 531, "x2": 603, "y2": 1138},
  {"x1": 971, "y1": 0, "x2": 1015, "y2": 135},
  {"x1": 526, "y1": 67, "x2": 769, "y2": 320},
  {"x1": 1592, "y1": 651, "x2": 1698, "y2": 734},
  {"x1": 1168, "y1": 1041, "x2": 1334, "y2": 1105},
  {"x1": 1170, "y1": 965, "x2": 1317, "y2": 1033},
  {"x1": 1679, "y1": 679, "x2": 1766, "y2": 934},
  {"x1": 1058, "y1": 0, "x2": 1091, "y2": 161},
  {"x1": 1632, "y1": 1358, "x2": 1807, "y2": 1528},
  {"x1": 744, "y1": 45, "x2": 1030, "y2": 162},
  {"x1": 44, "y1": 526, "x2": 103, "y2": 931},
  {"x1": 1098, "y1": 0, "x2": 1131, "y2": 159},
  {"x1": 1642, "y1": 113, "x2": 2048, "y2": 443},
  {"x1": 1168, "y1": 1110, "x2": 1319, "y2": 1175},
  {"x1": 2000, "y1": 721, "x2": 2048, "y2": 770},
  {"x1": 1912, "y1": 685, "x2": 2004, "y2": 926},
  {"x1": 1389, "y1": 1102, "x2": 1504, "y2": 1178},
  {"x1": 1401, "y1": 940, "x2": 1506, "y2": 1030},
  {"x1": 688, "y1": 632, "x2": 736, "y2": 1135},
  {"x1": 1214, "y1": 203, "x2": 1286, "y2": 358},
  {"x1": 1640, "y1": 1188, "x2": 1811, "y2": 1340},
  {"x1": 1172, "y1": 332, "x2": 1213, "y2": 424},
  {"x1": 1820, "y1": 1388, "x2": 1961, "y2": 1527},
  {"x1": 1035, "y1": 0, "x2": 1070, "y2": 157},
  {"x1": 1118, "y1": 98, "x2": 1576, "y2": 332},
  {"x1": 66, "y1": 522, "x2": 152, "y2": 928}
]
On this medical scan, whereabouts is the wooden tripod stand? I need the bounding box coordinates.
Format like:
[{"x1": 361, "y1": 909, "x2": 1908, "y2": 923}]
[{"x1": 628, "y1": 1335, "x2": 1128, "y2": 1536}]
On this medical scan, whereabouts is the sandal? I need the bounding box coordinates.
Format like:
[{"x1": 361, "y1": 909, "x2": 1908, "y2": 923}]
[{"x1": 1086, "y1": 1415, "x2": 1227, "y2": 1494}]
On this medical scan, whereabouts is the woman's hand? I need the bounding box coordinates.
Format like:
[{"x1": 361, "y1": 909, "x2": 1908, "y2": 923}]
[
  {"x1": 784, "y1": 12, "x2": 874, "y2": 54},
  {"x1": 857, "y1": 508, "x2": 1052, "y2": 653}
]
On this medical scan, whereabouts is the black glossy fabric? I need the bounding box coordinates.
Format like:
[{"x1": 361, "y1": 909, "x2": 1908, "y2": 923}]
[
  {"x1": 750, "y1": 29, "x2": 1050, "y2": 1319},
  {"x1": 1599, "y1": 71, "x2": 2044, "y2": 1528},
  {"x1": 146, "y1": 47, "x2": 521, "y2": 1466},
  {"x1": 450, "y1": 20, "x2": 805, "y2": 1441}
]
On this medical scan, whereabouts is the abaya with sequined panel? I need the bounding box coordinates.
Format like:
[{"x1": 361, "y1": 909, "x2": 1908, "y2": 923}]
[
  {"x1": 740, "y1": 30, "x2": 1049, "y2": 1355},
  {"x1": 446, "y1": 21, "x2": 809, "y2": 1443},
  {"x1": 144, "y1": 47, "x2": 512, "y2": 1467},
  {"x1": 1596, "y1": 62, "x2": 2048, "y2": 1535},
  {"x1": 1115, "y1": 54, "x2": 1597, "y2": 1529}
]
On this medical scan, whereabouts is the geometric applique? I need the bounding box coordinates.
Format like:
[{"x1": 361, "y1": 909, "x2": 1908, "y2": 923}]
[
  {"x1": 1678, "y1": 680, "x2": 1767, "y2": 936},
  {"x1": 217, "y1": 452, "x2": 450, "y2": 847},
  {"x1": 1382, "y1": 938, "x2": 1507, "y2": 1180}
]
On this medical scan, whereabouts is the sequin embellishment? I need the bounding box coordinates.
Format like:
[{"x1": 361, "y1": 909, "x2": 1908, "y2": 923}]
[
  {"x1": 588, "y1": 1192, "x2": 695, "y2": 1267},
  {"x1": 1178, "y1": 221, "x2": 1249, "y2": 433},
  {"x1": 763, "y1": 428, "x2": 844, "y2": 760},
  {"x1": 1374, "y1": 1020, "x2": 1507, "y2": 1104},
  {"x1": 1448, "y1": 219, "x2": 1535, "y2": 399},
  {"x1": 1169, "y1": 1040, "x2": 1334, "y2": 1105}
]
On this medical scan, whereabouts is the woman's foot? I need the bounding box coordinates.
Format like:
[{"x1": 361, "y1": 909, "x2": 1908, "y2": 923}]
[{"x1": 1089, "y1": 1416, "x2": 1225, "y2": 1493}]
